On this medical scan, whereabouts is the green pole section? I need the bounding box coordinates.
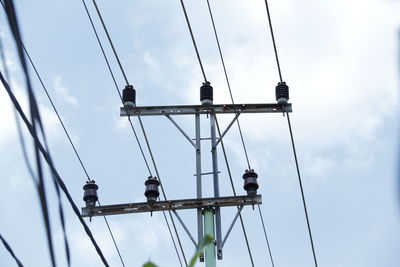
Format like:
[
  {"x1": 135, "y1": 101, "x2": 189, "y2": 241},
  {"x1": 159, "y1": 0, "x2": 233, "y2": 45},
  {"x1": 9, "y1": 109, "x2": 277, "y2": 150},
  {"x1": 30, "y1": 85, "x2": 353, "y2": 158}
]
[{"x1": 203, "y1": 209, "x2": 216, "y2": 267}]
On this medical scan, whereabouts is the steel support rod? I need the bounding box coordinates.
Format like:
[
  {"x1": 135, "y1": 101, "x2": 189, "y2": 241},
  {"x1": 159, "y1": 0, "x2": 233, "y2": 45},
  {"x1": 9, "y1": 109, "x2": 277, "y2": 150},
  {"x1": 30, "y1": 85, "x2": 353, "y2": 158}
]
[
  {"x1": 172, "y1": 210, "x2": 197, "y2": 247},
  {"x1": 221, "y1": 205, "x2": 244, "y2": 248},
  {"x1": 166, "y1": 115, "x2": 196, "y2": 148},
  {"x1": 195, "y1": 113, "x2": 204, "y2": 262},
  {"x1": 210, "y1": 113, "x2": 222, "y2": 260},
  {"x1": 203, "y1": 209, "x2": 216, "y2": 267},
  {"x1": 212, "y1": 113, "x2": 240, "y2": 150}
]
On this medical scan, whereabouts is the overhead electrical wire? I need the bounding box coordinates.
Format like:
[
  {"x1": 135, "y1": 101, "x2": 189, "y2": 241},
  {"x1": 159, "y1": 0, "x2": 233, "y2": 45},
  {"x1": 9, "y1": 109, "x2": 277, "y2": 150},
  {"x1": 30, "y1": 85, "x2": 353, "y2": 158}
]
[
  {"x1": 81, "y1": 0, "x2": 153, "y2": 177},
  {"x1": 16, "y1": 26, "x2": 127, "y2": 267},
  {"x1": 0, "y1": 233, "x2": 24, "y2": 267},
  {"x1": 205, "y1": 1, "x2": 277, "y2": 266},
  {"x1": 82, "y1": 1, "x2": 187, "y2": 265},
  {"x1": 215, "y1": 119, "x2": 255, "y2": 267},
  {"x1": 262, "y1": 1, "x2": 319, "y2": 266},
  {"x1": 0, "y1": 71, "x2": 110, "y2": 267},
  {"x1": 2, "y1": 1, "x2": 67, "y2": 266},
  {"x1": 2, "y1": 1, "x2": 109, "y2": 265},
  {"x1": 1, "y1": 0, "x2": 124, "y2": 265},
  {"x1": 179, "y1": 0, "x2": 208, "y2": 83},
  {"x1": 177, "y1": 0, "x2": 272, "y2": 265},
  {"x1": 205, "y1": 0, "x2": 251, "y2": 170},
  {"x1": 0, "y1": 28, "x2": 35, "y2": 181},
  {"x1": 286, "y1": 113, "x2": 318, "y2": 267},
  {"x1": 263, "y1": 0, "x2": 283, "y2": 83},
  {"x1": 257, "y1": 205, "x2": 275, "y2": 267}
]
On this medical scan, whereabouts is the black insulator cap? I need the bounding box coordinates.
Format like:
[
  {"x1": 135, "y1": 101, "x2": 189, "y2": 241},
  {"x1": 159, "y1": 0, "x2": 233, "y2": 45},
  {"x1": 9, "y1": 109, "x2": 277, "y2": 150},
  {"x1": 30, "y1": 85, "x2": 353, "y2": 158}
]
[
  {"x1": 145, "y1": 176, "x2": 160, "y2": 203},
  {"x1": 200, "y1": 81, "x2": 213, "y2": 104},
  {"x1": 275, "y1": 82, "x2": 289, "y2": 103},
  {"x1": 83, "y1": 180, "x2": 98, "y2": 207},
  {"x1": 123, "y1": 85, "x2": 136, "y2": 106},
  {"x1": 243, "y1": 169, "x2": 259, "y2": 196}
]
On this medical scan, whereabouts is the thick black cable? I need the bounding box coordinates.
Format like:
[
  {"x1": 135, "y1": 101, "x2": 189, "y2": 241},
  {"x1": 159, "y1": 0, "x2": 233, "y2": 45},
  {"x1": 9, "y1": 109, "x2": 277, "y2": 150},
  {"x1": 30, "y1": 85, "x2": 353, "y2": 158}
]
[
  {"x1": 81, "y1": 0, "x2": 153, "y2": 176},
  {"x1": 205, "y1": 0, "x2": 251, "y2": 170},
  {"x1": 179, "y1": 0, "x2": 208, "y2": 83},
  {"x1": 0, "y1": 30, "x2": 35, "y2": 180},
  {"x1": 257, "y1": 205, "x2": 275, "y2": 267},
  {"x1": 0, "y1": 72, "x2": 110, "y2": 266},
  {"x1": 7, "y1": 11, "x2": 127, "y2": 262},
  {"x1": 286, "y1": 113, "x2": 318, "y2": 267},
  {"x1": 215, "y1": 118, "x2": 255, "y2": 267},
  {"x1": 0, "y1": 233, "x2": 24, "y2": 267},
  {"x1": 91, "y1": 0, "x2": 129, "y2": 86},
  {"x1": 1, "y1": 36, "x2": 71, "y2": 267},
  {"x1": 263, "y1": 0, "x2": 283, "y2": 82},
  {"x1": 3, "y1": 1, "x2": 62, "y2": 266},
  {"x1": 82, "y1": 1, "x2": 187, "y2": 264}
]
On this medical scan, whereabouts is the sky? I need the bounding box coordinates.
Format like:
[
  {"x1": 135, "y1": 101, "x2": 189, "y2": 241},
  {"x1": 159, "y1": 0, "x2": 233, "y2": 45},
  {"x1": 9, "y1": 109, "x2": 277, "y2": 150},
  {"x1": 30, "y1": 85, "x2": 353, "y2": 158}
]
[{"x1": 0, "y1": 0, "x2": 400, "y2": 266}]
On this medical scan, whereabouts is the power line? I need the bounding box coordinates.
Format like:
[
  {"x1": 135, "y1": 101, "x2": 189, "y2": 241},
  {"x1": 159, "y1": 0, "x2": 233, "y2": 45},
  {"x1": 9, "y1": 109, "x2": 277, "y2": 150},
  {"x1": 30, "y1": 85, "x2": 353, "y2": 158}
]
[
  {"x1": 205, "y1": 1, "x2": 276, "y2": 265},
  {"x1": 0, "y1": 71, "x2": 110, "y2": 266},
  {"x1": 82, "y1": 1, "x2": 187, "y2": 265},
  {"x1": 179, "y1": 0, "x2": 208, "y2": 83},
  {"x1": 205, "y1": 0, "x2": 251, "y2": 169},
  {"x1": 263, "y1": 0, "x2": 283, "y2": 82},
  {"x1": 286, "y1": 113, "x2": 318, "y2": 267},
  {"x1": 257, "y1": 205, "x2": 275, "y2": 267},
  {"x1": 2, "y1": 1, "x2": 65, "y2": 266},
  {"x1": 261, "y1": 0, "x2": 318, "y2": 265},
  {"x1": 0, "y1": 233, "x2": 24, "y2": 267},
  {"x1": 91, "y1": 0, "x2": 129, "y2": 86},
  {"x1": 0, "y1": 27, "x2": 35, "y2": 181},
  {"x1": 215, "y1": 118, "x2": 255, "y2": 267},
  {"x1": 0, "y1": 1, "x2": 126, "y2": 265},
  {"x1": 80, "y1": 0, "x2": 153, "y2": 177},
  {"x1": 21, "y1": 32, "x2": 127, "y2": 267}
]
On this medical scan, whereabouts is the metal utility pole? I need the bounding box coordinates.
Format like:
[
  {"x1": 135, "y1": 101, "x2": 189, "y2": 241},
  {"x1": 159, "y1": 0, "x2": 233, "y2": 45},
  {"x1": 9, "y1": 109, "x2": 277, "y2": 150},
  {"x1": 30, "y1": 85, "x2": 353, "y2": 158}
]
[{"x1": 82, "y1": 82, "x2": 291, "y2": 266}]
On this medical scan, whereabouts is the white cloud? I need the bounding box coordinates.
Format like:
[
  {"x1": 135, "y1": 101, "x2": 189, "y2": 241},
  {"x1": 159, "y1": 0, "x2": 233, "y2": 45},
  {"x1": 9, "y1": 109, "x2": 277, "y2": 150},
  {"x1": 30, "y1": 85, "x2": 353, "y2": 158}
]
[{"x1": 53, "y1": 76, "x2": 79, "y2": 107}]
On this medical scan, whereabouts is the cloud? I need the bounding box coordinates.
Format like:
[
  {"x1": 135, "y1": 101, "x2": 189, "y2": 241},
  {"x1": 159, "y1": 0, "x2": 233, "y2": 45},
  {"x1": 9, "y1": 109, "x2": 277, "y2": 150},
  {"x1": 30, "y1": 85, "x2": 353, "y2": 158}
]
[{"x1": 53, "y1": 76, "x2": 79, "y2": 107}]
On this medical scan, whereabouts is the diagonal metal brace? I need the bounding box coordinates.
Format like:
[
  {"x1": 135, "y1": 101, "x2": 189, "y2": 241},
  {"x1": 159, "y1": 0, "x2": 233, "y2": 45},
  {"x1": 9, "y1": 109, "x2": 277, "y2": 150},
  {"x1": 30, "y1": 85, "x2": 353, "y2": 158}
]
[
  {"x1": 212, "y1": 113, "x2": 240, "y2": 150},
  {"x1": 222, "y1": 205, "x2": 244, "y2": 248},
  {"x1": 165, "y1": 115, "x2": 196, "y2": 148},
  {"x1": 172, "y1": 210, "x2": 198, "y2": 247}
]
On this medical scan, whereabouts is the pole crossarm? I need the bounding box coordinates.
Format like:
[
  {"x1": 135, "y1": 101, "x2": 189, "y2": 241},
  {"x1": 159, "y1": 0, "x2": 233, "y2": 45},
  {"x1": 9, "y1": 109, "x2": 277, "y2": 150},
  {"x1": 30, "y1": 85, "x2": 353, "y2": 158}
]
[
  {"x1": 82, "y1": 195, "x2": 262, "y2": 217},
  {"x1": 120, "y1": 103, "x2": 292, "y2": 116}
]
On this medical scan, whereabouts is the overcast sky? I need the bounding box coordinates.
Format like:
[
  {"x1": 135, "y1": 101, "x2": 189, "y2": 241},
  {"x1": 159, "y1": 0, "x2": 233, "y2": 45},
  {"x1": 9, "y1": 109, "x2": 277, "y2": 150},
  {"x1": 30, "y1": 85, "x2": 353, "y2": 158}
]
[{"x1": 1, "y1": 0, "x2": 400, "y2": 266}]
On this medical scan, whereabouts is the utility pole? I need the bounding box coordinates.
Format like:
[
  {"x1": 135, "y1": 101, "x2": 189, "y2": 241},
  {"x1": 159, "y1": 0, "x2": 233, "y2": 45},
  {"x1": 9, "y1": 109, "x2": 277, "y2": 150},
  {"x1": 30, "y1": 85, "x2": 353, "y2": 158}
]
[{"x1": 82, "y1": 82, "x2": 291, "y2": 266}]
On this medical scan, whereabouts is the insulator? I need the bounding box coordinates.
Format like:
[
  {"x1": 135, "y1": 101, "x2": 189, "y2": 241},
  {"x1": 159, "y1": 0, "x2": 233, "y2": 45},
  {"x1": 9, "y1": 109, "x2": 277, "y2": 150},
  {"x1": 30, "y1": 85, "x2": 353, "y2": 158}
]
[
  {"x1": 83, "y1": 180, "x2": 98, "y2": 208},
  {"x1": 200, "y1": 81, "x2": 213, "y2": 105},
  {"x1": 122, "y1": 85, "x2": 136, "y2": 107},
  {"x1": 243, "y1": 169, "x2": 259, "y2": 196},
  {"x1": 144, "y1": 176, "x2": 160, "y2": 203},
  {"x1": 275, "y1": 81, "x2": 289, "y2": 103}
]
